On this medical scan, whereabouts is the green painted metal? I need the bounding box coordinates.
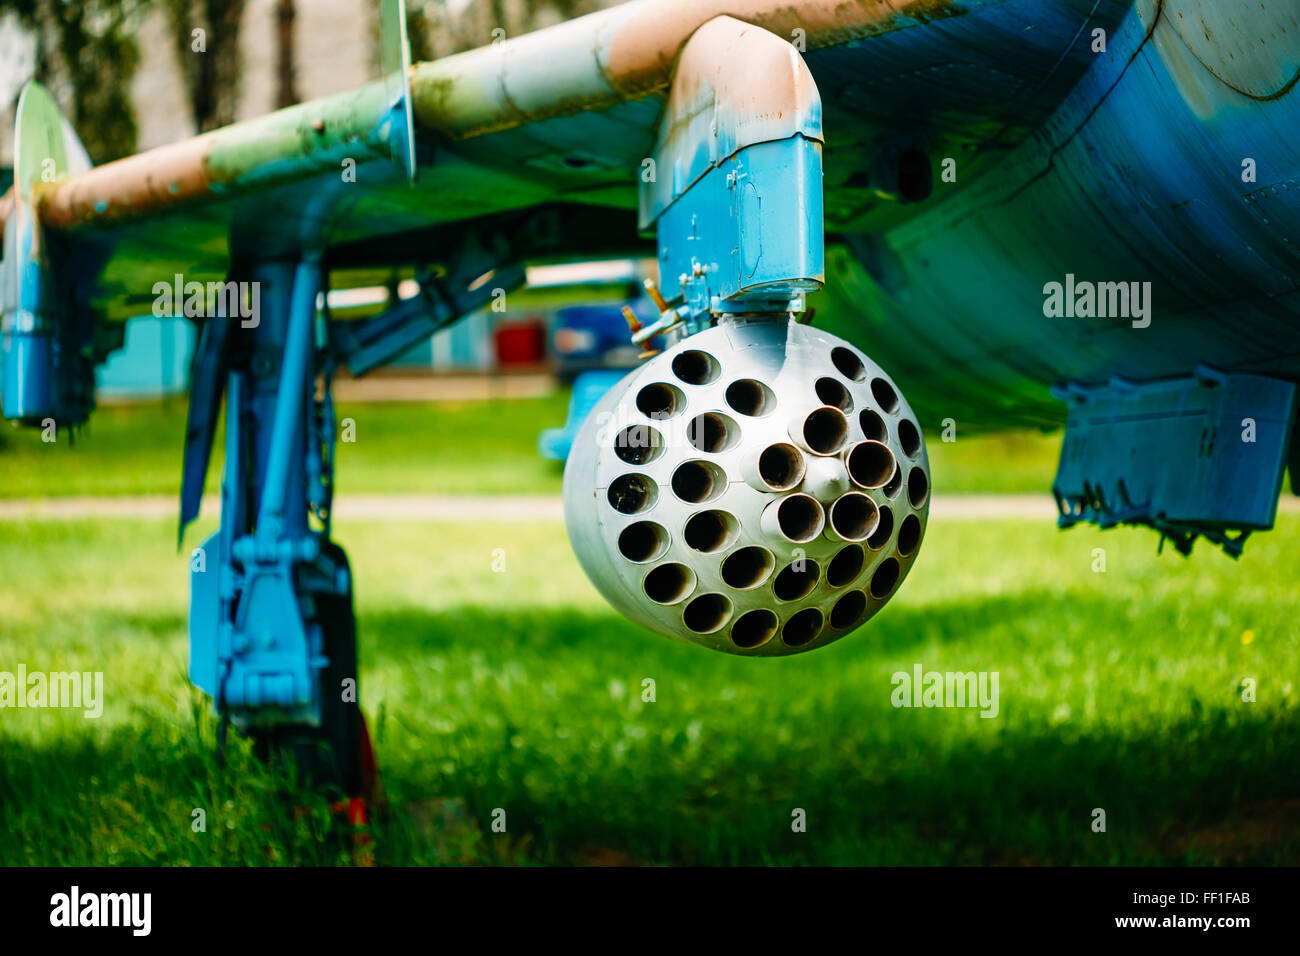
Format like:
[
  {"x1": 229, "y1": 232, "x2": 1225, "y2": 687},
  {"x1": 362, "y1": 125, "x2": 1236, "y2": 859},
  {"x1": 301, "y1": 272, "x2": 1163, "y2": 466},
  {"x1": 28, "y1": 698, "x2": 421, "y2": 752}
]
[
  {"x1": 14, "y1": 82, "x2": 90, "y2": 200},
  {"x1": 203, "y1": 81, "x2": 396, "y2": 191},
  {"x1": 380, "y1": 0, "x2": 417, "y2": 181}
]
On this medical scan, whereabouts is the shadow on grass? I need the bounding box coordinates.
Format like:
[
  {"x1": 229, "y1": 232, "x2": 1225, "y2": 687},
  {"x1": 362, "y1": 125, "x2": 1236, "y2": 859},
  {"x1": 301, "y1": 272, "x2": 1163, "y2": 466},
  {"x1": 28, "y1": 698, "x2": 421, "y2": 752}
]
[
  {"x1": 350, "y1": 592, "x2": 1300, "y2": 865},
  {"x1": 4, "y1": 591, "x2": 1297, "y2": 865}
]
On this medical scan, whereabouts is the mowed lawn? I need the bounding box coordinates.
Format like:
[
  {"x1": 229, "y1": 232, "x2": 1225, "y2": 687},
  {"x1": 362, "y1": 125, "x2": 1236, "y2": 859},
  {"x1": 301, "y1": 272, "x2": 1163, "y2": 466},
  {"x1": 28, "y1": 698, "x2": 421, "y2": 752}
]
[
  {"x1": 0, "y1": 393, "x2": 574, "y2": 498},
  {"x1": 0, "y1": 391, "x2": 1071, "y2": 498},
  {"x1": 1, "y1": 508, "x2": 1297, "y2": 865},
  {"x1": 1, "y1": 395, "x2": 1297, "y2": 864}
]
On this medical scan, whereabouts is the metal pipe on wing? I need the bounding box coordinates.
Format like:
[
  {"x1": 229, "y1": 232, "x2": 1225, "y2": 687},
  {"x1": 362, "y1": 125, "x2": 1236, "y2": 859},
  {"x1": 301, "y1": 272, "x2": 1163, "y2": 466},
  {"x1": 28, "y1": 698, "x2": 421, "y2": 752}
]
[{"x1": 408, "y1": 0, "x2": 991, "y2": 141}]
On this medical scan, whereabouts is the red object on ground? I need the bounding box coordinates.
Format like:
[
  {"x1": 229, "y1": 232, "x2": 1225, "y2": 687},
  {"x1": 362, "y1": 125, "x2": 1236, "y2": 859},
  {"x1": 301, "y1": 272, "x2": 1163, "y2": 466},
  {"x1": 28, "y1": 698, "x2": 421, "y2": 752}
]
[
  {"x1": 494, "y1": 319, "x2": 546, "y2": 366},
  {"x1": 328, "y1": 711, "x2": 379, "y2": 826}
]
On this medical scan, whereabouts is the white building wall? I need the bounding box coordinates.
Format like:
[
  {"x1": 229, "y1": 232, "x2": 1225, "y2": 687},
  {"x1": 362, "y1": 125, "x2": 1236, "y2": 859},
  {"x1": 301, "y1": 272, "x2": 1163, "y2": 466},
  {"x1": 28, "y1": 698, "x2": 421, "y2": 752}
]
[{"x1": 2, "y1": 1, "x2": 622, "y2": 166}]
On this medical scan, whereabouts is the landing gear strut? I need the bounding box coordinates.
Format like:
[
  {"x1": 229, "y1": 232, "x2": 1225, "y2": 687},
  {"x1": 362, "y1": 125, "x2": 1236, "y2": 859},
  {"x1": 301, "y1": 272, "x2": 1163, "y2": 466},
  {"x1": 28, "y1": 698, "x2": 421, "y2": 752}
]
[
  {"x1": 249, "y1": 544, "x2": 374, "y2": 808},
  {"x1": 185, "y1": 256, "x2": 374, "y2": 808}
]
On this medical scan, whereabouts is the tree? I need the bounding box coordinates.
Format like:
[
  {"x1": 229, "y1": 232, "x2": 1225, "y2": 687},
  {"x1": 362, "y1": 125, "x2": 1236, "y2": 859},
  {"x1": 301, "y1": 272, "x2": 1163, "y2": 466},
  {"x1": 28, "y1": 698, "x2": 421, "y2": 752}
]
[
  {"x1": 164, "y1": 0, "x2": 246, "y2": 132},
  {"x1": 275, "y1": 0, "x2": 298, "y2": 109},
  {"x1": 6, "y1": 0, "x2": 150, "y2": 163}
]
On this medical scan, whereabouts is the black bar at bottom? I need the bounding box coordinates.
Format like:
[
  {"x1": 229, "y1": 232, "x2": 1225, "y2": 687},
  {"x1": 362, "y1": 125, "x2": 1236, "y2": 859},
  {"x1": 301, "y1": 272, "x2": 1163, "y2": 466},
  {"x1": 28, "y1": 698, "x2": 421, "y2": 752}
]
[{"x1": 0, "y1": 866, "x2": 1287, "y2": 942}]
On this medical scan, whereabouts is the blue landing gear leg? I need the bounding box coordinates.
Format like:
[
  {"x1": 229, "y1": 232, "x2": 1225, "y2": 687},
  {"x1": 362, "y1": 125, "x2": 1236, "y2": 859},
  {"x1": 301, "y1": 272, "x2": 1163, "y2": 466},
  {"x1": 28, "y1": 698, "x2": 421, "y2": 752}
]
[{"x1": 186, "y1": 256, "x2": 374, "y2": 807}]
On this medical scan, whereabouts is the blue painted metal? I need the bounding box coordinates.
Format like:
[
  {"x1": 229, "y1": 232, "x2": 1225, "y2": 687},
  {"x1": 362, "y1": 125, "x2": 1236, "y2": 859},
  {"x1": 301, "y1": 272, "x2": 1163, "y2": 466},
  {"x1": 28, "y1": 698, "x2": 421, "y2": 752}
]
[
  {"x1": 335, "y1": 260, "x2": 526, "y2": 377},
  {"x1": 0, "y1": 315, "x2": 53, "y2": 420},
  {"x1": 0, "y1": 202, "x2": 48, "y2": 420},
  {"x1": 431, "y1": 312, "x2": 492, "y2": 370},
  {"x1": 188, "y1": 368, "x2": 244, "y2": 699},
  {"x1": 655, "y1": 134, "x2": 824, "y2": 323},
  {"x1": 550, "y1": 300, "x2": 658, "y2": 376},
  {"x1": 380, "y1": 0, "x2": 417, "y2": 182},
  {"x1": 1, "y1": 82, "x2": 95, "y2": 425},
  {"x1": 811, "y1": 0, "x2": 1300, "y2": 430},
  {"x1": 257, "y1": 256, "x2": 321, "y2": 542},
  {"x1": 1052, "y1": 368, "x2": 1297, "y2": 556},
  {"x1": 179, "y1": 313, "x2": 234, "y2": 540},
  {"x1": 638, "y1": 17, "x2": 826, "y2": 339},
  {"x1": 95, "y1": 316, "x2": 195, "y2": 399},
  {"x1": 190, "y1": 257, "x2": 344, "y2": 723},
  {"x1": 189, "y1": 233, "x2": 533, "y2": 725},
  {"x1": 187, "y1": 225, "x2": 541, "y2": 725},
  {"x1": 539, "y1": 368, "x2": 628, "y2": 461}
]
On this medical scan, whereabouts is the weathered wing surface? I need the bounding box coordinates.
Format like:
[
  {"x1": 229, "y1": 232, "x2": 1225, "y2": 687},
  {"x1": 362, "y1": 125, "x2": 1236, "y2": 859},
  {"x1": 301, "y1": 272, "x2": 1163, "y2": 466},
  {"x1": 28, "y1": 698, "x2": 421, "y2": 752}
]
[
  {"x1": 6, "y1": 0, "x2": 1298, "y2": 432},
  {"x1": 6, "y1": 0, "x2": 1114, "y2": 324}
]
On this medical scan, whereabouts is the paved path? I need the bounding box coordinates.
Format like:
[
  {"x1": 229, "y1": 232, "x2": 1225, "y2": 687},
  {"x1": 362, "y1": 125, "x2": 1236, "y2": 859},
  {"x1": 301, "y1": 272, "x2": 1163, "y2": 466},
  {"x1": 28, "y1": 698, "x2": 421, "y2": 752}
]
[{"x1": 3, "y1": 493, "x2": 1295, "y2": 521}]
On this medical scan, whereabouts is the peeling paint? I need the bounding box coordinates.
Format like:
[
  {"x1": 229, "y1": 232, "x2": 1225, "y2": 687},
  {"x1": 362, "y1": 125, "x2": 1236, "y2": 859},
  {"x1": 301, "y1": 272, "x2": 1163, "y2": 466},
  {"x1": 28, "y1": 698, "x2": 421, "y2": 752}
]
[
  {"x1": 38, "y1": 81, "x2": 396, "y2": 230},
  {"x1": 641, "y1": 15, "x2": 823, "y2": 227},
  {"x1": 410, "y1": 0, "x2": 986, "y2": 140},
  {"x1": 32, "y1": 0, "x2": 988, "y2": 233},
  {"x1": 1162, "y1": 0, "x2": 1300, "y2": 101}
]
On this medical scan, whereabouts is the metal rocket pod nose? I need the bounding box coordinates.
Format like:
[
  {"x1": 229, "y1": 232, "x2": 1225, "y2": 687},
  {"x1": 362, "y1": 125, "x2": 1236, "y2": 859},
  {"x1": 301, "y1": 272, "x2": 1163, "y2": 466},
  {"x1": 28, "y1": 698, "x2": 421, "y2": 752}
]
[{"x1": 563, "y1": 318, "x2": 931, "y2": 656}]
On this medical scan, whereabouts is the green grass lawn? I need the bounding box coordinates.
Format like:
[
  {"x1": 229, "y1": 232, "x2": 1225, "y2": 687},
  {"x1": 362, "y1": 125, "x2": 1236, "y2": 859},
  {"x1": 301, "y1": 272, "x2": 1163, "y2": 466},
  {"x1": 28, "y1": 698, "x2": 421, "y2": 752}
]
[
  {"x1": 0, "y1": 391, "x2": 1072, "y2": 498},
  {"x1": 0, "y1": 393, "x2": 573, "y2": 498},
  {"x1": 2, "y1": 511, "x2": 1296, "y2": 865}
]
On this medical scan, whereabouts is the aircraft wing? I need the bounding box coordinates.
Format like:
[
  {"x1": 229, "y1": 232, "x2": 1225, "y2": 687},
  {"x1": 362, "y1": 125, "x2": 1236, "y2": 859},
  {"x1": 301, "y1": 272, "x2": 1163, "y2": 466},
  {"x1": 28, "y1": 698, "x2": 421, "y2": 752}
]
[
  {"x1": 1, "y1": 0, "x2": 1121, "y2": 323},
  {"x1": 2, "y1": 0, "x2": 1296, "y2": 553}
]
